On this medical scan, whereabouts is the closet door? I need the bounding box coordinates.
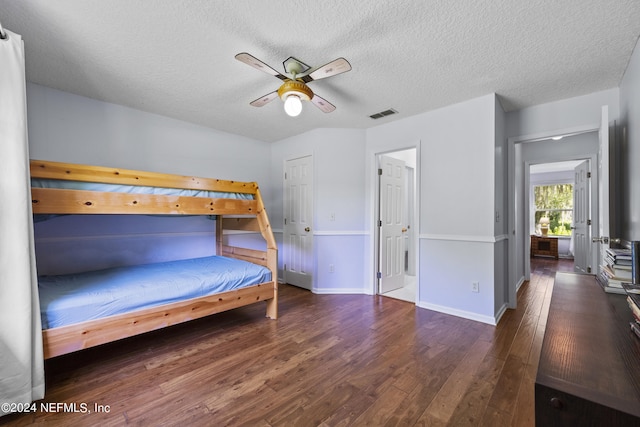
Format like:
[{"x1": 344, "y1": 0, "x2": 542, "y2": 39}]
[
  {"x1": 379, "y1": 155, "x2": 405, "y2": 293},
  {"x1": 573, "y1": 160, "x2": 590, "y2": 274},
  {"x1": 593, "y1": 106, "x2": 611, "y2": 275},
  {"x1": 284, "y1": 155, "x2": 313, "y2": 290}
]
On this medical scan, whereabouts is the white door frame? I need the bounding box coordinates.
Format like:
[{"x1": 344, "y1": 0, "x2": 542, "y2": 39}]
[
  {"x1": 405, "y1": 165, "x2": 416, "y2": 275},
  {"x1": 366, "y1": 141, "x2": 421, "y2": 300},
  {"x1": 596, "y1": 106, "x2": 611, "y2": 275},
  {"x1": 508, "y1": 124, "x2": 599, "y2": 308}
]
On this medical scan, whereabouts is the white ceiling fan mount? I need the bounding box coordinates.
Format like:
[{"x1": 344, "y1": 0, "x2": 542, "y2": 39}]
[{"x1": 282, "y1": 57, "x2": 311, "y2": 77}]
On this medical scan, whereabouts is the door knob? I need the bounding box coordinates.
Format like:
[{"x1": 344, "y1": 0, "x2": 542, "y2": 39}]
[
  {"x1": 592, "y1": 236, "x2": 609, "y2": 244},
  {"x1": 401, "y1": 228, "x2": 408, "y2": 233},
  {"x1": 304, "y1": 227, "x2": 310, "y2": 232}
]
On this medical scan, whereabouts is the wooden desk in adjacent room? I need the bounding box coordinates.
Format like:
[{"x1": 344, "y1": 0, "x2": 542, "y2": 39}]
[
  {"x1": 531, "y1": 234, "x2": 559, "y2": 259},
  {"x1": 535, "y1": 272, "x2": 640, "y2": 425}
]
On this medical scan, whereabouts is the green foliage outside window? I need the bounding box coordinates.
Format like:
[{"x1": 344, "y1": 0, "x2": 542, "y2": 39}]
[{"x1": 534, "y1": 184, "x2": 573, "y2": 236}]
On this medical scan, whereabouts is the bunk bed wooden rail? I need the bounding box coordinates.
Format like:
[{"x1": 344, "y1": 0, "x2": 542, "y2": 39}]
[
  {"x1": 30, "y1": 160, "x2": 259, "y2": 216},
  {"x1": 30, "y1": 159, "x2": 278, "y2": 358},
  {"x1": 30, "y1": 160, "x2": 258, "y2": 192},
  {"x1": 42, "y1": 283, "x2": 276, "y2": 359}
]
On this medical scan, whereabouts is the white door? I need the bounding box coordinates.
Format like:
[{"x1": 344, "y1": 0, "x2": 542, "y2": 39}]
[
  {"x1": 594, "y1": 105, "x2": 611, "y2": 273},
  {"x1": 573, "y1": 160, "x2": 590, "y2": 274},
  {"x1": 379, "y1": 155, "x2": 405, "y2": 293},
  {"x1": 284, "y1": 156, "x2": 313, "y2": 290}
]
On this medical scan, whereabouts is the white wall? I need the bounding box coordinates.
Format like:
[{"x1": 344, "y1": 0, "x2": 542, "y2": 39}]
[
  {"x1": 507, "y1": 88, "x2": 620, "y2": 138},
  {"x1": 368, "y1": 94, "x2": 497, "y2": 237},
  {"x1": 27, "y1": 84, "x2": 271, "y2": 185},
  {"x1": 495, "y1": 99, "x2": 508, "y2": 237},
  {"x1": 269, "y1": 128, "x2": 367, "y2": 293},
  {"x1": 34, "y1": 215, "x2": 216, "y2": 275},
  {"x1": 494, "y1": 97, "x2": 508, "y2": 314},
  {"x1": 619, "y1": 38, "x2": 640, "y2": 240},
  {"x1": 27, "y1": 84, "x2": 272, "y2": 274},
  {"x1": 367, "y1": 93, "x2": 501, "y2": 324}
]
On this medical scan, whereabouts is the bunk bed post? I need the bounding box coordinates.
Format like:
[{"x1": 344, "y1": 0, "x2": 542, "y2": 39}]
[
  {"x1": 255, "y1": 188, "x2": 278, "y2": 319},
  {"x1": 265, "y1": 247, "x2": 278, "y2": 319},
  {"x1": 215, "y1": 214, "x2": 223, "y2": 256}
]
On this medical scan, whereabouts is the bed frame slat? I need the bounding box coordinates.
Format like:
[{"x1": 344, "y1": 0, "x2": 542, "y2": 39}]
[
  {"x1": 221, "y1": 245, "x2": 268, "y2": 267},
  {"x1": 222, "y1": 217, "x2": 261, "y2": 232},
  {"x1": 32, "y1": 188, "x2": 258, "y2": 215}
]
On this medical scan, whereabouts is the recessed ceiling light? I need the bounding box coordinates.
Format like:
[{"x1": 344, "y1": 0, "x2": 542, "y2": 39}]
[{"x1": 551, "y1": 136, "x2": 563, "y2": 141}]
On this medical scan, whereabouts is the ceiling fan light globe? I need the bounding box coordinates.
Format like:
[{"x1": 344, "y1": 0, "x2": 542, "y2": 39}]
[{"x1": 284, "y1": 95, "x2": 302, "y2": 117}]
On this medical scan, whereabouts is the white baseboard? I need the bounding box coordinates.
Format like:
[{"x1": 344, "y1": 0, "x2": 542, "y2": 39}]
[
  {"x1": 417, "y1": 301, "x2": 498, "y2": 325},
  {"x1": 494, "y1": 303, "x2": 508, "y2": 324},
  {"x1": 312, "y1": 287, "x2": 366, "y2": 295}
]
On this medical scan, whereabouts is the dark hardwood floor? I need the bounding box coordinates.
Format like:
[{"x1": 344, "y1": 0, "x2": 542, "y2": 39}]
[{"x1": 2, "y1": 257, "x2": 574, "y2": 426}]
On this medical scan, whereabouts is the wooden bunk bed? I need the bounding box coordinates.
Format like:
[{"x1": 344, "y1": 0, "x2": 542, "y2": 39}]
[{"x1": 30, "y1": 159, "x2": 277, "y2": 359}]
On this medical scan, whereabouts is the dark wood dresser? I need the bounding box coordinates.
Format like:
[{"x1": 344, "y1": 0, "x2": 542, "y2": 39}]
[
  {"x1": 535, "y1": 272, "x2": 640, "y2": 426},
  {"x1": 531, "y1": 234, "x2": 559, "y2": 259}
]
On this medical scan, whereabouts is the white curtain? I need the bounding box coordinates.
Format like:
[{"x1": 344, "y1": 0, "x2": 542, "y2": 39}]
[{"x1": 0, "y1": 29, "x2": 45, "y2": 415}]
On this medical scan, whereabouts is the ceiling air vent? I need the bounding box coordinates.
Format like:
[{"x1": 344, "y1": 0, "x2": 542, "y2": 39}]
[{"x1": 369, "y1": 108, "x2": 398, "y2": 120}]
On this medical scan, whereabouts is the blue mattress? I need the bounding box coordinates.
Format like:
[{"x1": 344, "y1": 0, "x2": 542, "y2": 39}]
[
  {"x1": 31, "y1": 178, "x2": 254, "y2": 200},
  {"x1": 38, "y1": 256, "x2": 271, "y2": 329}
]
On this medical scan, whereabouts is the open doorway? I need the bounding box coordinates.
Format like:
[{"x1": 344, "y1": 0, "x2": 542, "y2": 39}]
[
  {"x1": 508, "y1": 106, "x2": 613, "y2": 311},
  {"x1": 520, "y1": 133, "x2": 599, "y2": 282},
  {"x1": 509, "y1": 128, "x2": 600, "y2": 309},
  {"x1": 376, "y1": 148, "x2": 417, "y2": 303},
  {"x1": 528, "y1": 160, "x2": 589, "y2": 272}
]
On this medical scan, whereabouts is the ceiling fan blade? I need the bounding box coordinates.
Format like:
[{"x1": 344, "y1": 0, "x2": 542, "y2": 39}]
[
  {"x1": 303, "y1": 58, "x2": 352, "y2": 82},
  {"x1": 250, "y1": 91, "x2": 279, "y2": 107},
  {"x1": 235, "y1": 52, "x2": 288, "y2": 81},
  {"x1": 310, "y1": 94, "x2": 336, "y2": 113}
]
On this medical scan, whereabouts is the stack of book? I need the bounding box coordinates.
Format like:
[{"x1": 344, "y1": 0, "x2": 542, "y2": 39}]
[
  {"x1": 597, "y1": 247, "x2": 633, "y2": 294},
  {"x1": 622, "y1": 283, "x2": 640, "y2": 339}
]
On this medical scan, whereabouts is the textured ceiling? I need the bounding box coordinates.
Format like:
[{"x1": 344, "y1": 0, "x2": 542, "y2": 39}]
[{"x1": 1, "y1": 1, "x2": 639, "y2": 142}]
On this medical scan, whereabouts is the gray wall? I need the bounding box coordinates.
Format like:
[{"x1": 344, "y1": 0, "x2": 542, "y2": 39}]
[
  {"x1": 269, "y1": 128, "x2": 367, "y2": 293},
  {"x1": 619, "y1": 38, "x2": 640, "y2": 240},
  {"x1": 495, "y1": 96, "x2": 508, "y2": 312},
  {"x1": 27, "y1": 84, "x2": 271, "y2": 275},
  {"x1": 367, "y1": 94, "x2": 502, "y2": 324}
]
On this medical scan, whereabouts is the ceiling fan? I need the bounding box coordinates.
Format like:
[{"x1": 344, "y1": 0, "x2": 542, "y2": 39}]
[{"x1": 235, "y1": 52, "x2": 351, "y2": 117}]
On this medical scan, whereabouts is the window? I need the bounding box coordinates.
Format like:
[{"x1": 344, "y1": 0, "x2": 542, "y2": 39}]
[{"x1": 534, "y1": 184, "x2": 573, "y2": 236}]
